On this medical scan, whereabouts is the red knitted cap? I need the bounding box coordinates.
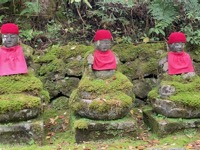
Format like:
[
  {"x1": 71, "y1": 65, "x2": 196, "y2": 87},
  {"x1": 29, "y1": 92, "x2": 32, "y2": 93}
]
[
  {"x1": 1, "y1": 23, "x2": 19, "y2": 34},
  {"x1": 94, "y1": 29, "x2": 112, "y2": 41},
  {"x1": 168, "y1": 32, "x2": 186, "y2": 44}
]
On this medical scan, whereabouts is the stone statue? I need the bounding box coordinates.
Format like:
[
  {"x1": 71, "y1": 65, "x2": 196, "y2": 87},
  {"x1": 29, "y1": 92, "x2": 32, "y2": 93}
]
[
  {"x1": 87, "y1": 29, "x2": 118, "y2": 79},
  {"x1": 0, "y1": 23, "x2": 49, "y2": 144},
  {"x1": 0, "y1": 23, "x2": 28, "y2": 76},
  {"x1": 159, "y1": 32, "x2": 195, "y2": 79},
  {"x1": 149, "y1": 32, "x2": 200, "y2": 118},
  {"x1": 70, "y1": 29, "x2": 134, "y2": 120}
]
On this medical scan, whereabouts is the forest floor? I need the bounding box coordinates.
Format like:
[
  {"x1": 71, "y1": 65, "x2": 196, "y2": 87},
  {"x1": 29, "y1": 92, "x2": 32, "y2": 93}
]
[{"x1": 0, "y1": 104, "x2": 199, "y2": 150}]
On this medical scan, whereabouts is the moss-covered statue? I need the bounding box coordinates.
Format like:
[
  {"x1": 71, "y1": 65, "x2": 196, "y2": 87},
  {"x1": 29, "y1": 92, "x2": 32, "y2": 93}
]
[
  {"x1": 149, "y1": 32, "x2": 200, "y2": 118},
  {"x1": 69, "y1": 30, "x2": 134, "y2": 120},
  {"x1": 0, "y1": 23, "x2": 49, "y2": 124}
]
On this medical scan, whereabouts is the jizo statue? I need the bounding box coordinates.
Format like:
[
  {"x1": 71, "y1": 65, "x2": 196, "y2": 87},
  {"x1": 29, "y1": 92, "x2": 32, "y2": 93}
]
[
  {"x1": 0, "y1": 23, "x2": 28, "y2": 76},
  {"x1": 87, "y1": 29, "x2": 118, "y2": 79}
]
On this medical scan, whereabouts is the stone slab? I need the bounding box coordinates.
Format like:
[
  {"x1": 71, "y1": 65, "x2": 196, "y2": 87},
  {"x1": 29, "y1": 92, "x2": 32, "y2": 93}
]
[
  {"x1": 143, "y1": 107, "x2": 200, "y2": 137},
  {"x1": 0, "y1": 118, "x2": 44, "y2": 145},
  {"x1": 71, "y1": 113, "x2": 138, "y2": 143}
]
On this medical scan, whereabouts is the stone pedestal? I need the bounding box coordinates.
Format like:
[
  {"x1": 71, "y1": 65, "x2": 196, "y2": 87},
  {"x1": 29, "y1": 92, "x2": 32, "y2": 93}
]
[
  {"x1": 71, "y1": 113, "x2": 138, "y2": 143},
  {"x1": 0, "y1": 118, "x2": 44, "y2": 145},
  {"x1": 143, "y1": 107, "x2": 200, "y2": 137}
]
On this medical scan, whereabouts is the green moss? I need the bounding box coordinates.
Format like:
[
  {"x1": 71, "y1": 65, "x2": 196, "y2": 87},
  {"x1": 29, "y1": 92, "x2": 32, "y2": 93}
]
[
  {"x1": 39, "y1": 90, "x2": 50, "y2": 103},
  {"x1": 148, "y1": 88, "x2": 159, "y2": 100},
  {"x1": 113, "y1": 43, "x2": 165, "y2": 79},
  {"x1": 112, "y1": 42, "x2": 165, "y2": 62},
  {"x1": 78, "y1": 71, "x2": 133, "y2": 95},
  {"x1": 38, "y1": 59, "x2": 65, "y2": 75},
  {"x1": 0, "y1": 94, "x2": 41, "y2": 113},
  {"x1": 74, "y1": 119, "x2": 89, "y2": 129},
  {"x1": 0, "y1": 73, "x2": 43, "y2": 95},
  {"x1": 88, "y1": 92, "x2": 132, "y2": 113},
  {"x1": 157, "y1": 75, "x2": 200, "y2": 108},
  {"x1": 69, "y1": 71, "x2": 134, "y2": 112}
]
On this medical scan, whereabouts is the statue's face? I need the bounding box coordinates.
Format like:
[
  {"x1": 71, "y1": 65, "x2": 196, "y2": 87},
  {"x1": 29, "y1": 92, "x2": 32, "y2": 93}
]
[
  {"x1": 95, "y1": 39, "x2": 112, "y2": 52},
  {"x1": 168, "y1": 42, "x2": 185, "y2": 53},
  {"x1": 2, "y1": 34, "x2": 19, "y2": 48}
]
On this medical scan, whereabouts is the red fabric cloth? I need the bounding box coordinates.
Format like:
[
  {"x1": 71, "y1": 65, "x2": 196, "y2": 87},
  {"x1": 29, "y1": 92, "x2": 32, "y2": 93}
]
[
  {"x1": 94, "y1": 30, "x2": 112, "y2": 41},
  {"x1": 93, "y1": 50, "x2": 116, "y2": 70},
  {"x1": 1, "y1": 23, "x2": 19, "y2": 34},
  {"x1": 0, "y1": 45, "x2": 28, "y2": 76},
  {"x1": 168, "y1": 51, "x2": 194, "y2": 75},
  {"x1": 168, "y1": 32, "x2": 186, "y2": 44}
]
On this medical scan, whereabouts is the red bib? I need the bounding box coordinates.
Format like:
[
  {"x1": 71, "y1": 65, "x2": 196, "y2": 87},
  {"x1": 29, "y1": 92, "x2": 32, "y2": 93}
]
[
  {"x1": 0, "y1": 45, "x2": 28, "y2": 76},
  {"x1": 93, "y1": 50, "x2": 116, "y2": 70},
  {"x1": 168, "y1": 51, "x2": 194, "y2": 75}
]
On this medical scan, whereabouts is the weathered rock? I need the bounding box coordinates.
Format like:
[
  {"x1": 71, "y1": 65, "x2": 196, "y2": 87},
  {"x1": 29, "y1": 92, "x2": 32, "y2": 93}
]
[
  {"x1": 57, "y1": 77, "x2": 80, "y2": 97},
  {"x1": 0, "y1": 108, "x2": 41, "y2": 123},
  {"x1": 159, "y1": 85, "x2": 176, "y2": 98},
  {"x1": 0, "y1": 119, "x2": 44, "y2": 145},
  {"x1": 151, "y1": 99, "x2": 200, "y2": 118},
  {"x1": 143, "y1": 107, "x2": 200, "y2": 137},
  {"x1": 51, "y1": 96, "x2": 69, "y2": 110},
  {"x1": 93, "y1": 70, "x2": 115, "y2": 79},
  {"x1": 112, "y1": 43, "x2": 165, "y2": 80},
  {"x1": 76, "y1": 99, "x2": 131, "y2": 120},
  {"x1": 71, "y1": 113, "x2": 138, "y2": 143},
  {"x1": 34, "y1": 45, "x2": 93, "y2": 98},
  {"x1": 133, "y1": 79, "x2": 155, "y2": 99}
]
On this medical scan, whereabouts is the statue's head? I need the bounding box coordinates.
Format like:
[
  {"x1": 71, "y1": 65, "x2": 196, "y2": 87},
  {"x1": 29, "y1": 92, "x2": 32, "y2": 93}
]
[
  {"x1": 94, "y1": 29, "x2": 112, "y2": 52},
  {"x1": 168, "y1": 32, "x2": 186, "y2": 53},
  {"x1": 1, "y1": 23, "x2": 19, "y2": 48}
]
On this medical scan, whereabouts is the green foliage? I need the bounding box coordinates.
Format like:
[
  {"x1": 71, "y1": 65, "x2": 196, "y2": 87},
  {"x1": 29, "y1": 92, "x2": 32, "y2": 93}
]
[
  {"x1": 148, "y1": 0, "x2": 200, "y2": 45},
  {"x1": 20, "y1": 1, "x2": 41, "y2": 17},
  {"x1": 66, "y1": 0, "x2": 92, "y2": 8},
  {"x1": 20, "y1": 29, "x2": 43, "y2": 42},
  {"x1": 181, "y1": 25, "x2": 200, "y2": 45},
  {"x1": 99, "y1": 0, "x2": 135, "y2": 7},
  {"x1": 148, "y1": 0, "x2": 178, "y2": 40},
  {"x1": 0, "y1": 0, "x2": 11, "y2": 4}
]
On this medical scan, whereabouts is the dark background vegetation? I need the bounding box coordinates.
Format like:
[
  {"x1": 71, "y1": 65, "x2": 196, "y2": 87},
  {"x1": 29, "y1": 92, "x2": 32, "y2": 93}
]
[{"x1": 0, "y1": 0, "x2": 200, "y2": 49}]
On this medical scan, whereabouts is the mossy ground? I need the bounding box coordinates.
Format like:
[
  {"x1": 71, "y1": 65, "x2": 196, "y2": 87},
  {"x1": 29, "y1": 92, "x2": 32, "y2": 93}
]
[{"x1": 0, "y1": 105, "x2": 199, "y2": 150}]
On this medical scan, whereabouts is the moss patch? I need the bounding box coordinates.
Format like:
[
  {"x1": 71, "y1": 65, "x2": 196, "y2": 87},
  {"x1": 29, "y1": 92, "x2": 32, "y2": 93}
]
[
  {"x1": 78, "y1": 71, "x2": 133, "y2": 95},
  {"x1": 0, "y1": 73, "x2": 43, "y2": 95},
  {"x1": 112, "y1": 43, "x2": 166, "y2": 79},
  {"x1": 74, "y1": 119, "x2": 89, "y2": 129},
  {"x1": 69, "y1": 71, "x2": 134, "y2": 113},
  {"x1": 0, "y1": 94, "x2": 41, "y2": 113},
  {"x1": 151, "y1": 75, "x2": 200, "y2": 108},
  {"x1": 88, "y1": 92, "x2": 132, "y2": 113}
]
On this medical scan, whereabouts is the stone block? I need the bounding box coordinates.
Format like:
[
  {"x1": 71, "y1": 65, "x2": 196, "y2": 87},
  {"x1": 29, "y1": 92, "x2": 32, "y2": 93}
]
[
  {"x1": 0, "y1": 118, "x2": 44, "y2": 145},
  {"x1": 143, "y1": 107, "x2": 200, "y2": 137},
  {"x1": 70, "y1": 113, "x2": 138, "y2": 143}
]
